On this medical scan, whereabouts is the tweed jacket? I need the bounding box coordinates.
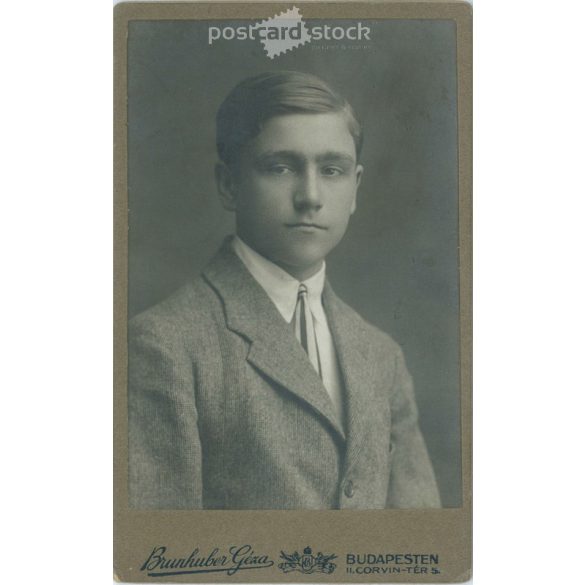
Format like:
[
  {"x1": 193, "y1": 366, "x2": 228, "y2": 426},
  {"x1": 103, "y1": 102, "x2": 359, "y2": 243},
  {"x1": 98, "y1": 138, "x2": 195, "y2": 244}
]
[{"x1": 128, "y1": 240, "x2": 441, "y2": 509}]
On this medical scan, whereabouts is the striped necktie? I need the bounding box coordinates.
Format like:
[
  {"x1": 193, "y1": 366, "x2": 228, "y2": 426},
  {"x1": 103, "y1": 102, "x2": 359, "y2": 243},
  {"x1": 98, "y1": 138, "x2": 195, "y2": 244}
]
[{"x1": 293, "y1": 284, "x2": 322, "y2": 377}]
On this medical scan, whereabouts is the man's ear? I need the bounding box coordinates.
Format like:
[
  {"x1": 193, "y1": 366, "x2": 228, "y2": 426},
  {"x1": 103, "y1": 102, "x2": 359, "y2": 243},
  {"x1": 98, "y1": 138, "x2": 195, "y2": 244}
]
[
  {"x1": 351, "y1": 163, "x2": 364, "y2": 215},
  {"x1": 215, "y1": 162, "x2": 237, "y2": 211}
]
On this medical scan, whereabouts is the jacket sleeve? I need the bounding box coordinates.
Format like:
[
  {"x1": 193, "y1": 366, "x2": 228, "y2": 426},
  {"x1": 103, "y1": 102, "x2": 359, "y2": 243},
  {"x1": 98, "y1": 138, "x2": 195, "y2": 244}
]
[
  {"x1": 386, "y1": 346, "x2": 442, "y2": 508},
  {"x1": 128, "y1": 318, "x2": 203, "y2": 509}
]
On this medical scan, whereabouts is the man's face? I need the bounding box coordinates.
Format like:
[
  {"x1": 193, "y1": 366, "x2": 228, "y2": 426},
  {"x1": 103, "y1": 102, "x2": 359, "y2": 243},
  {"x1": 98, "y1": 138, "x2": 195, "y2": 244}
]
[{"x1": 219, "y1": 112, "x2": 363, "y2": 281}]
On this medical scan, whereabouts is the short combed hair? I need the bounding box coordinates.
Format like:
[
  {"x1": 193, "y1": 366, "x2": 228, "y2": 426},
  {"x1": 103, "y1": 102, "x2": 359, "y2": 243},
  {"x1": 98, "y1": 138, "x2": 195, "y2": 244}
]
[{"x1": 216, "y1": 71, "x2": 363, "y2": 167}]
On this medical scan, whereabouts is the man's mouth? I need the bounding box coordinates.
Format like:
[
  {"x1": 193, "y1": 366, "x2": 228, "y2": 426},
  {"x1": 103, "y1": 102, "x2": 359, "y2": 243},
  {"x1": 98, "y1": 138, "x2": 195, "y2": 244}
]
[{"x1": 285, "y1": 222, "x2": 327, "y2": 230}]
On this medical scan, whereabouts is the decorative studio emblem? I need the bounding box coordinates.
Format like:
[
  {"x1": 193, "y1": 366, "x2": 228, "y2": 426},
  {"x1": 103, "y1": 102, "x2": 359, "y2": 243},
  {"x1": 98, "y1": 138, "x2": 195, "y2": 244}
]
[{"x1": 278, "y1": 546, "x2": 337, "y2": 574}]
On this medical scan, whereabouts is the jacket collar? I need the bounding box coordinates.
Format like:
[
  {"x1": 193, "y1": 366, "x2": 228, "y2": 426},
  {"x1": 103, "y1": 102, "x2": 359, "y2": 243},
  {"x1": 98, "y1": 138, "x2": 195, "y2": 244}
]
[
  {"x1": 203, "y1": 238, "x2": 346, "y2": 441},
  {"x1": 322, "y1": 282, "x2": 377, "y2": 478},
  {"x1": 203, "y1": 238, "x2": 382, "y2": 466}
]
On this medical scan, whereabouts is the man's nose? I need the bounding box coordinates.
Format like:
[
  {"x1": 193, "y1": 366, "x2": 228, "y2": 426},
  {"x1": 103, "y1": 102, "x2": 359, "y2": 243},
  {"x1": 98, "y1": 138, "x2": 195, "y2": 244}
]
[{"x1": 293, "y1": 168, "x2": 323, "y2": 210}]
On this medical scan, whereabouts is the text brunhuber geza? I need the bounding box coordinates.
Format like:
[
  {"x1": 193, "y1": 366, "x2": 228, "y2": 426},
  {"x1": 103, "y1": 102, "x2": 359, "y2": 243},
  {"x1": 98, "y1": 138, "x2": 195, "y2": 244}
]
[{"x1": 140, "y1": 545, "x2": 274, "y2": 577}]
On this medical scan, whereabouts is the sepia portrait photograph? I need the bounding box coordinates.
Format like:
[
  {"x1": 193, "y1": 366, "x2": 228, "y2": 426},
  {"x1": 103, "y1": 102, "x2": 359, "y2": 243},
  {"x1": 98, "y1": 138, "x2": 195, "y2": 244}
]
[
  {"x1": 124, "y1": 8, "x2": 463, "y2": 513},
  {"x1": 114, "y1": 2, "x2": 472, "y2": 581}
]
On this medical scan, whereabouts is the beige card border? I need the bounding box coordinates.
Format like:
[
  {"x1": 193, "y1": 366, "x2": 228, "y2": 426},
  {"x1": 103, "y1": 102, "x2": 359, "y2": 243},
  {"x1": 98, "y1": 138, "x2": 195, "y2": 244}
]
[{"x1": 114, "y1": 1, "x2": 472, "y2": 582}]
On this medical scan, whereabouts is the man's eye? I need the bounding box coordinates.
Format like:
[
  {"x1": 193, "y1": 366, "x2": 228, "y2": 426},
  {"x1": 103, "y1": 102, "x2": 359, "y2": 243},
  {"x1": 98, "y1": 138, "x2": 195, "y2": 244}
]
[
  {"x1": 321, "y1": 166, "x2": 344, "y2": 176},
  {"x1": 268, "y1": 165, "x2": 293, "y2": 175}
]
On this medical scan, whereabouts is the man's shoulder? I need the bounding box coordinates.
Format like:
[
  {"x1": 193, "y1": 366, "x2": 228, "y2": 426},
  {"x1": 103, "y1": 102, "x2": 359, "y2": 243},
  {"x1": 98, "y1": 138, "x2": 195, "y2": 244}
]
[
  {"x1": 325, "y1": 284, "x2": 403, "y2": 359},
  {"x1": 129, "y1": 276, "x2": 219, "y2": 344}
]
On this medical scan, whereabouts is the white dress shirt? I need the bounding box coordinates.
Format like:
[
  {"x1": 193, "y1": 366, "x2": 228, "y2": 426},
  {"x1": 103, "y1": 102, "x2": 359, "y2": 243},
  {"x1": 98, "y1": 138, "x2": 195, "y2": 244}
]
[{"x1": 232, "y1": 236, "x2": 345, "y2": 427}]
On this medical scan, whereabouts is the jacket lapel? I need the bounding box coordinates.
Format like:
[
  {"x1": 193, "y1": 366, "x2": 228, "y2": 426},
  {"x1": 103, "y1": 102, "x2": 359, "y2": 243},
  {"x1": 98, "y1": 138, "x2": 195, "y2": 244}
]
[
  {"x1": 323, "y1": 283, "x2": 379, "y2": 477},
  {"x1": 203, "y1": 240, "x2": 345, "y2": 441}
]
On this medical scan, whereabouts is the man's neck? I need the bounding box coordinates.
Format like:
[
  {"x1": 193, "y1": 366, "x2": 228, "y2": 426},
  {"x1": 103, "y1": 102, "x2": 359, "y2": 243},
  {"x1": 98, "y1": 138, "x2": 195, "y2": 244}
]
[
  {"x1": 273, "y1": 259, "x2": 324, "y2": 282},
  {"x1": 235, "y1": 235, "x2": 324, "y2": 282}
]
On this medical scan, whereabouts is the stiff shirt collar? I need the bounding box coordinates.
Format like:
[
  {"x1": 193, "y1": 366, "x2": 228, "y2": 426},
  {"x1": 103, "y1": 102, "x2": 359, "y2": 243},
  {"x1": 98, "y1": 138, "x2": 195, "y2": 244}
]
[{"x1": 232, "y1": 235, "x2": 326, "y2": 324}]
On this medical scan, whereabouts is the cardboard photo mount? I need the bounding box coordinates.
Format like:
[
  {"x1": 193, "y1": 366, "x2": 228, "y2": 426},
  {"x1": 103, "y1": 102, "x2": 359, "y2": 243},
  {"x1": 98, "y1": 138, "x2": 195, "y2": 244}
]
[{"x1": 114, "y1": 1, "x2": 472, "y2": 582}]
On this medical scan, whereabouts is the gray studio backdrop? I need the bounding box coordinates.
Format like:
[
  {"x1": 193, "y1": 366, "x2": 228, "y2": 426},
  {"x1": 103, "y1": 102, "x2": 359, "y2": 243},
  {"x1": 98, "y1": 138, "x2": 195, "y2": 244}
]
[{"x1": 127, "y1": 19, "x2": 461, "y2": 507}]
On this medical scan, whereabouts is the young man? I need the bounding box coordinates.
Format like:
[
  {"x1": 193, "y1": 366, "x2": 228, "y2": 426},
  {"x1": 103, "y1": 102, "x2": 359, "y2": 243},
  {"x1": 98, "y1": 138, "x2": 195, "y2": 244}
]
[{"x1": 128, "y1": 71, "x2": 440, "y2": 510}]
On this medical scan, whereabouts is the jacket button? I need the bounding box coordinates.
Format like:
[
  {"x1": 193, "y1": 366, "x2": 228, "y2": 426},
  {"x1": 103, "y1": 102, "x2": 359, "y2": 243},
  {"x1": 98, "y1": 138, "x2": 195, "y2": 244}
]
[{"x1": 344, "y1": 480, "x2": 355, "y2": 498}]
